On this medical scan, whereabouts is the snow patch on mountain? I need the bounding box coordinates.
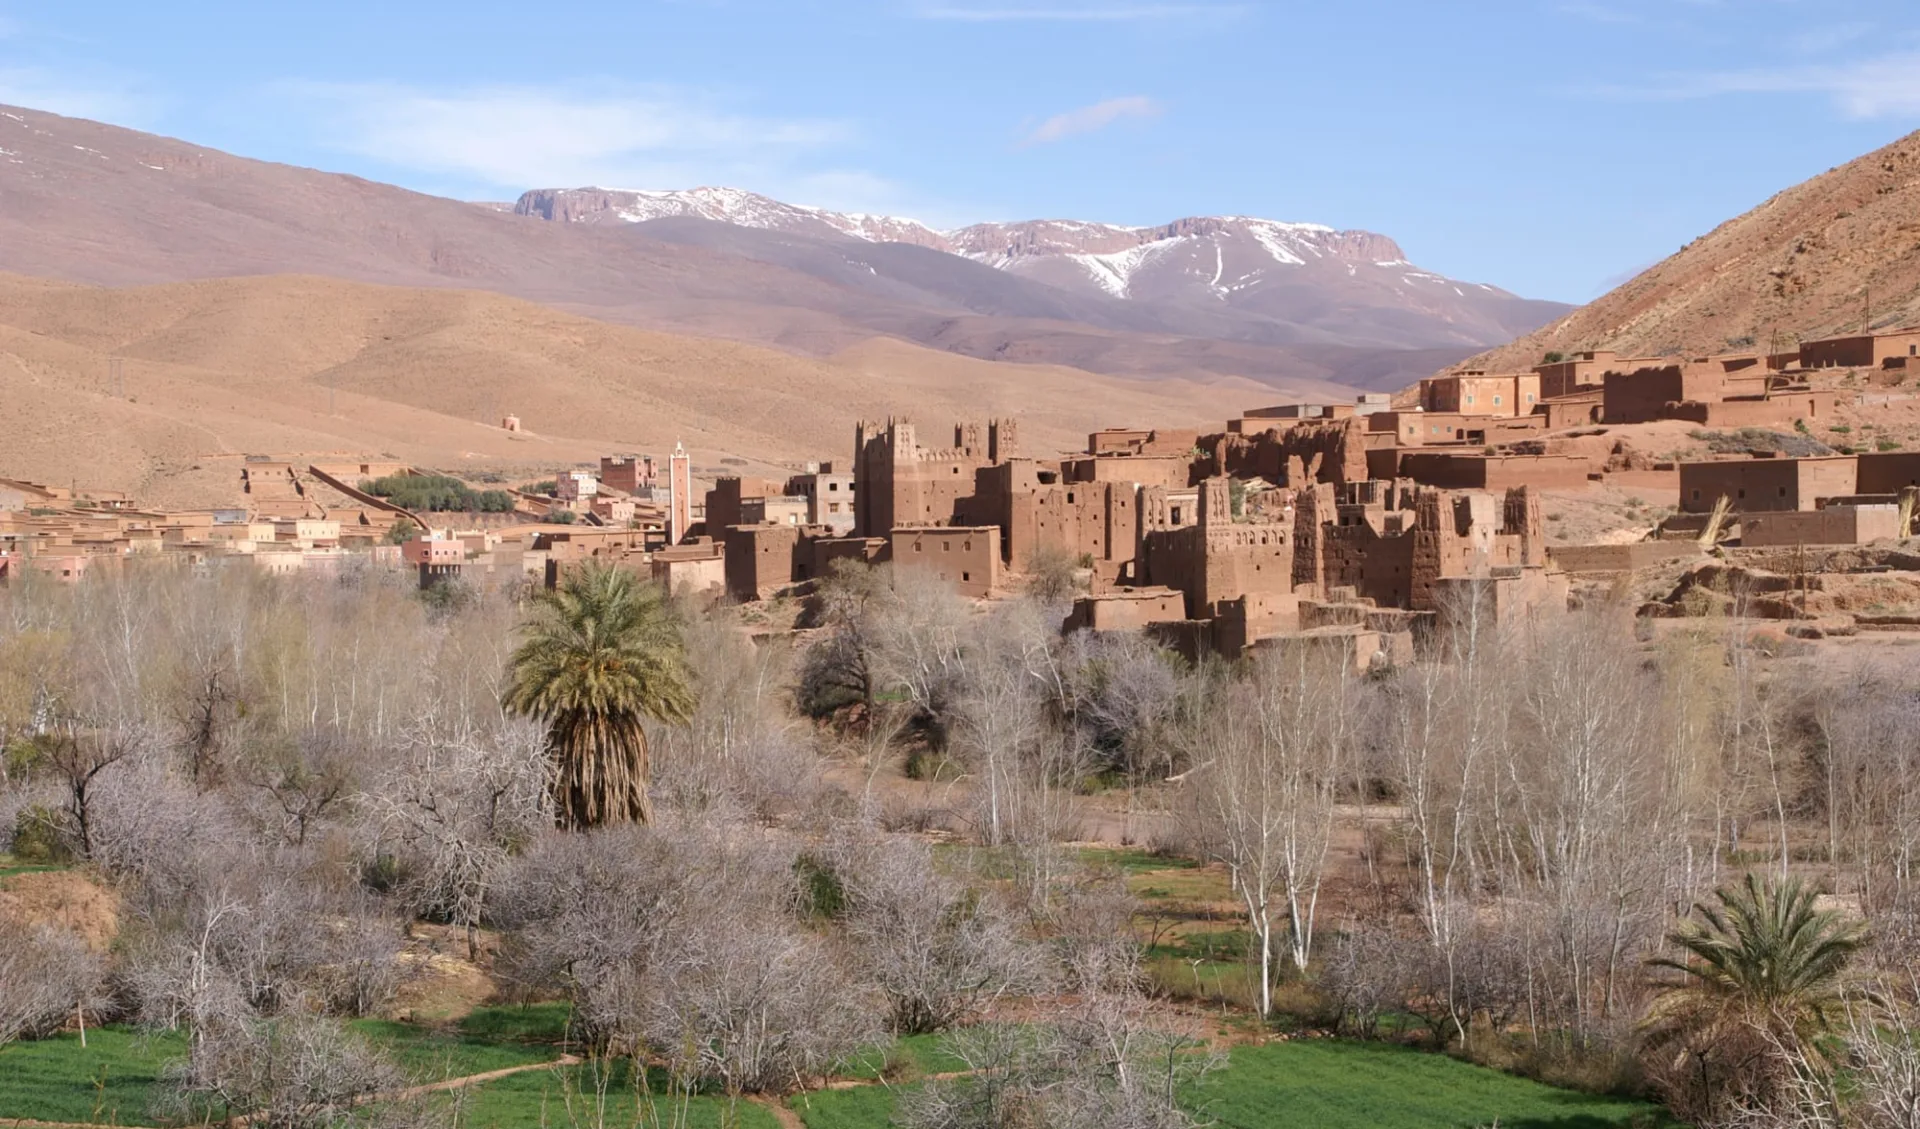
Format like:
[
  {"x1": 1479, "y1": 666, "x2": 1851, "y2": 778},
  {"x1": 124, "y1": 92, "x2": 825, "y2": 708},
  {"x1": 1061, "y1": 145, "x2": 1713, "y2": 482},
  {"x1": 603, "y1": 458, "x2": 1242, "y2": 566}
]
[
  {"x1": 1069, "y1": 236, "x2": 1193, "y2": 298},
  {"x1": 508, "y1": 185, "x2": 1540, "y2": 323}
]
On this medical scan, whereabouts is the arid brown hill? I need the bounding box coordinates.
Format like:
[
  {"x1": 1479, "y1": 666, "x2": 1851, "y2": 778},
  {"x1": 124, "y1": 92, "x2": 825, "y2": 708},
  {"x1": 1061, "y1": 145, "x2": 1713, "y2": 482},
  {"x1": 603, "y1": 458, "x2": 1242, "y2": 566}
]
[
  {"x1": 0, "y1": 273, "x2": 1264, "y2": 509},
  {"x1": 0, "y1": 103, "x2": 1546, "y2": 393},
  {"x1": 1463, "y1": 129, "x2": 1920, "y2": 373}
]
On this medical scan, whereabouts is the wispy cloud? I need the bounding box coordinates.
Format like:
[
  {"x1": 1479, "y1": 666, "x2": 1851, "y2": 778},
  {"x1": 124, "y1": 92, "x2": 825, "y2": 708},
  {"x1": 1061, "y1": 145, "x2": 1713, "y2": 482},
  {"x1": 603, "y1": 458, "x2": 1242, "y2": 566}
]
[
  {"x1": 1023, "y1": 95, "x2": 1162, "y2": 145},
  {"x1": 917, "y1": 3, "x2": 1244, "y2": 21},
  {"x1": 1623, "y1": 50, "x2": 1920, "y2": 118},
  {"x1": 277, "y1": 81, "x2": 861, "y2": 191},
  {"x1": 267, "y1": 79, "x2": 986, "y2": 222}
]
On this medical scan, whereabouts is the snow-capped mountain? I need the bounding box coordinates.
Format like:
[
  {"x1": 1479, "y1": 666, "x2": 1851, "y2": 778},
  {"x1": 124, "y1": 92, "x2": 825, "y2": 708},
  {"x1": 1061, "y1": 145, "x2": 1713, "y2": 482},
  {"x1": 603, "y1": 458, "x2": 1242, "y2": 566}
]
[
  {"x1": 512, "y1": 187, "x2": 1559, "y2": 349},
  {"x1": 514, "y1": 186, "x2": 952, "y2": 249}
]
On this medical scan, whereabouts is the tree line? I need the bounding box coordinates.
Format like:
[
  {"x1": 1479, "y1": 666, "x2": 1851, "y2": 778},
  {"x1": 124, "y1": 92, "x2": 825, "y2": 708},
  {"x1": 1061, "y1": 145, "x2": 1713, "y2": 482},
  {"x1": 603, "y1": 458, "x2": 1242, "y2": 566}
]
[{"x1": 1, "y1": 558, "x2": 1918, "y2": 1127}]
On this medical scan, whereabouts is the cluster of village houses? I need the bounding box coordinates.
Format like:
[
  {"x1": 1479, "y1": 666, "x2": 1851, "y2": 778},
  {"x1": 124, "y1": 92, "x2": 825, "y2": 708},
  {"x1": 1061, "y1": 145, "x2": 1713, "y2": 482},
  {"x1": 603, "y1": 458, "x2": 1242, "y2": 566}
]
[{"x1": 7, "y1": 325, "x2": 1920, "y2": 664}]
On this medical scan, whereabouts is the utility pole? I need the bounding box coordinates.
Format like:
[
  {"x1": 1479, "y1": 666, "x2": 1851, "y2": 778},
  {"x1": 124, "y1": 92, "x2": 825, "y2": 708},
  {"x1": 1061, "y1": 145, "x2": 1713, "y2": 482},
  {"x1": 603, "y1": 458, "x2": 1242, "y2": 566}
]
[{"x1": 110, "y1": 357, "x2": 123, "y2": 399}]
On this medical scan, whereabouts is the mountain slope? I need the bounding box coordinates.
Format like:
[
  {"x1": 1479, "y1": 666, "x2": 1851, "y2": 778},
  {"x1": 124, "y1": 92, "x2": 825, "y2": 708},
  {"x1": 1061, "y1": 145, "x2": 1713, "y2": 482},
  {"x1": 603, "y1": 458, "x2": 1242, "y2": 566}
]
[
  {"x1": 0, "y1": 272, "x2": 1266, "y2": 508},
  {"x1": 1464, "y1": 129, "x2": 1920, "y2": 373},
  {"x1": 0, "y1": 102, "x2": 1547, "y2": 394},
  {"x1": 517, "y1": 187, "x2": 1570, "y2": 351}
]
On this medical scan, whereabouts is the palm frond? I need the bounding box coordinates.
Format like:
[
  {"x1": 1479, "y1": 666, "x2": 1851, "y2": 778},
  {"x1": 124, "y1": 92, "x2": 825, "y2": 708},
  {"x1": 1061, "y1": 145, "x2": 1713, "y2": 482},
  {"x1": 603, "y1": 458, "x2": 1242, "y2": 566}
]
[{"x1": 504, "y1": 563, "x2": 697, "y2": 829}]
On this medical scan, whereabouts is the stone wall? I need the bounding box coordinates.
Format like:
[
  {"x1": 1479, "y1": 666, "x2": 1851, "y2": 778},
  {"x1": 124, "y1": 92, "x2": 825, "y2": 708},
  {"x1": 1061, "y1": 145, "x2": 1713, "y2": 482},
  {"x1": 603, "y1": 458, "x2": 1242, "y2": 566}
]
[
  {"x1": 1547, "y1": 541, "x2": 1700, "y2": 574},
  {"x1": 1857, "y1": 452, "x2": 1920, "y2": 494},
  {"x1": 1667, "y1": 392, "x2": 1844, "y2": 428},
  {"x1": 1395, "y1": 453, "x2": 1594, "y2": 491},
  {"x1": 1203, "y1": 418, "x2": 1369, "y2": 488},
  {"x1": 1062, "y1": 587, "x2": 1188, "y2": 633},
  {"x1": 1741, "y1": 505, "x2": 1901, "y2": 547}
]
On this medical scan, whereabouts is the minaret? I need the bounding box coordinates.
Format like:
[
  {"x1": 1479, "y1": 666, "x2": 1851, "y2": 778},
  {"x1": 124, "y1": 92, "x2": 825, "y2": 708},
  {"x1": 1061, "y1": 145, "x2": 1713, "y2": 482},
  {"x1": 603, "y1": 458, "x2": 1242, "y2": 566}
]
[{"x1": 668, "y1": 442, "x2": 692, "y2": 545}]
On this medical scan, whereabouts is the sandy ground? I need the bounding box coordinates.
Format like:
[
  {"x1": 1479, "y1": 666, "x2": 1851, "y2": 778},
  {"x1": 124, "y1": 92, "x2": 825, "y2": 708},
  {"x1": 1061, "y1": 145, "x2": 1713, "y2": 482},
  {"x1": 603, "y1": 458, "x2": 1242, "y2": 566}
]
[{"x1": 0, "y1": 274, "x2": 1263, "y2": 509}]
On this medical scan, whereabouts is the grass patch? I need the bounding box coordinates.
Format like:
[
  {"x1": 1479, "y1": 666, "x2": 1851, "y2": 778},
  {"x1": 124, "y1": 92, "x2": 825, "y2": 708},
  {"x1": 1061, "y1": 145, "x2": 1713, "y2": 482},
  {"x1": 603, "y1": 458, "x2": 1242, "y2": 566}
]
[
  {"x1": 790, "y1": 1081, "x2": 901, "y2": 1129},
  {"x1": 0, "y1": 851, "x2": 68, "y2": 878},
  {"x1": 454, "y1": 1002, "x2": 575, "y2": 1047},
  {"x1": 1205, "y1": 1042, "x2": 1672, "y2": 1129},
  {"x1": 1078, "y1": 846, "x2": 1200, "y2": 874},
  {"x1": 352, "y1": 1017, "x2": 560, "y2": 1083},
  {"x1": 444, "y1": 1059, "x2": 782, "y2": 1129},
  {"x1": 829, "y1": 1032, "x2": 971, "y2": 1082},
  {"x1": 0, "y1": 1014, "x2": 564, "y2": 1126},
  {"x1": 785, "y1": 1038, "x2": 1673, "y2": 1129},
  {"x1": 0, "y1": 1026, "x2": 185, "y2": 1125}
]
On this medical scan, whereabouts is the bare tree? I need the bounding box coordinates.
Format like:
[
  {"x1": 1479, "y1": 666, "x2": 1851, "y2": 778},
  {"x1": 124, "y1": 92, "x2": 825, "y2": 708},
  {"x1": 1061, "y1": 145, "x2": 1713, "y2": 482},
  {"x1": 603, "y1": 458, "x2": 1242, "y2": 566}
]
[
  {"x1": 161, "y1": 1009, "x2": 404, "y2": 1129},
  {"x1": 28, "y1": 720, "x2": 149, "y2": 859},
  {"x1": 0, "y1": 918, "x2": 107, "y2": 1046},
  {"x1": 639, "y1": 896, "x2": 875, "y2": 1096},
  {"x1": 866, "y1": 565, "x2": 973, "y2": 738},
  {"x1": 496, "y1": 822, "x2": 878, "y2": 1093},
  {"x1": 369, "y1": 715, "x2": 549, "y2": 960},
  {"x1": 830, "y1": 827, "x2": 1049, "y2": 1034},
  {"x1": 1180, "y1": 639, "x2": 1353, "y2": 1015}
]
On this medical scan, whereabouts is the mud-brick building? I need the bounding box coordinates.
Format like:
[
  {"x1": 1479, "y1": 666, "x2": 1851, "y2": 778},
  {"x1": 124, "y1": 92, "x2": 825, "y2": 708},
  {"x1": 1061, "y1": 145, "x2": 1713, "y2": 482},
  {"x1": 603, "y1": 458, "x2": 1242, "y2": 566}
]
[
  {"x1": 1292, "y1": 481, "x2": 1551, "y2": 614},
  {"x1": 724, "y1": 522, "x2": 836, "y2": 601},
  {"x1": 852, "y1": 418, "x2": 1017, "y2": 536},
  {"x1": 1800, "y1": 328, "x2": 1920, "y2": 370},
  {"x1": 1420, "y1": 370, "x2": 1542, "y2": 418},
  {"x1": 1679, "y1": 455, "x2": 1859, "y2": 513},
  {"x1": 1199, "y1": 417, "x2": 1370, "y2": 489},
  {"x1": 890, "y1": 526, "x2": 1002, "y2": 599}
]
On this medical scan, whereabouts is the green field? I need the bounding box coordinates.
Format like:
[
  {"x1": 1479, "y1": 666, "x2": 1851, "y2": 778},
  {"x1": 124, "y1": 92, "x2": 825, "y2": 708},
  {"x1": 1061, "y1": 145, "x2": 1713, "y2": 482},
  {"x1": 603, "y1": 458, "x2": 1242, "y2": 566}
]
[
  {"x1": 1203, "y1": 1042, "x2": 1670, "y2": 1129},
  {"x1": 0, "y1": 1005, "x2": 568, "y2": 1126},
  {"x1": 0, "y1": 1005, "x2": 1672, "y2": 1129},
  {"x1": 449, "y1": 1061, "x2": 782, "y2": 1129},
  {"x1": 0, "y1": 1026, "x2": 186, "y2": 1125},
  {"x1": 789, "y1": 1039, "x2": 1673, "y2": 1129}
]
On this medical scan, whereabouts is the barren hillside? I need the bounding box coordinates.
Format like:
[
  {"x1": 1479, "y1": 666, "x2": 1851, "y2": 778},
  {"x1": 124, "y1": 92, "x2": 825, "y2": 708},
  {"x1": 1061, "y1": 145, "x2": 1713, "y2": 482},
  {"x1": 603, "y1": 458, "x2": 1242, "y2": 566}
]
[
  {"x1": 1464, "y1": 129, "x2": 1920, "y2": 372},
  {"x1": 0, "y1": 273, "x2": 1264, "y2": 508},
  {"x1": 0, "y1": 103, "x2": 1531, "y2": 393}
]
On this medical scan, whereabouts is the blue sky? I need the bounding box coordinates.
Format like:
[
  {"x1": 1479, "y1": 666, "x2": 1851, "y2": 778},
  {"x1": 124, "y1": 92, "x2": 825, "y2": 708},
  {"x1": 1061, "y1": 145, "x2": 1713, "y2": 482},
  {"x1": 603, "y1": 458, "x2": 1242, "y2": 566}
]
[{"x1": 1, "y1": 0, "x2": 1918, "y2": 303}]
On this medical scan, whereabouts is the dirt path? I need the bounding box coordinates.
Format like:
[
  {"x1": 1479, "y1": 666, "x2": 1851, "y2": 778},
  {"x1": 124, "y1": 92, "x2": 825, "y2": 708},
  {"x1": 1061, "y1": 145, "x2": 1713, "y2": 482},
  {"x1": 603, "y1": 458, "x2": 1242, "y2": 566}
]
[
  {"x1": 386, "y1": 1053, "x2": 582, "y2": 1102},
  {"x1": 749, "y1": 1096, "x2": 806, "y2": 1129}
]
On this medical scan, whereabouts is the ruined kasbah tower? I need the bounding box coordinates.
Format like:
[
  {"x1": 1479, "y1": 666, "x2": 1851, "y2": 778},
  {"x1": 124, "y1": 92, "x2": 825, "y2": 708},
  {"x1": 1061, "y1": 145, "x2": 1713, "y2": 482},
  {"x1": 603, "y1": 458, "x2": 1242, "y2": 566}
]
[{"x1": 852, "y1": 418, "x2": 1017, "y2": 536}]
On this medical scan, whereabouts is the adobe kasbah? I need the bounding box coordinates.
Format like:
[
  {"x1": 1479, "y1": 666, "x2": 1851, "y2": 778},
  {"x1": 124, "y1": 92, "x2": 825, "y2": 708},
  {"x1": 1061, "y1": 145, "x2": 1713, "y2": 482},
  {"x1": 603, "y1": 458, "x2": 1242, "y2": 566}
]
[
  {"x1": 13, "y1": 325, "x2": 1917, "y2": 655},
  {"x1": 511, "y1": 325, "x2": 1920, "y2": 649}
]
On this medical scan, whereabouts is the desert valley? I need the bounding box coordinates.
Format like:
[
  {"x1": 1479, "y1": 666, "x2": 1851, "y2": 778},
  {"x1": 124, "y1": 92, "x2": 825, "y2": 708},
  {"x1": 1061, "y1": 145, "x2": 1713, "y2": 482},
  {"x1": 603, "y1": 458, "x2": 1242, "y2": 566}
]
[{"x1": 8, "y1": 36, "x2": 1920, "y2": 1129}]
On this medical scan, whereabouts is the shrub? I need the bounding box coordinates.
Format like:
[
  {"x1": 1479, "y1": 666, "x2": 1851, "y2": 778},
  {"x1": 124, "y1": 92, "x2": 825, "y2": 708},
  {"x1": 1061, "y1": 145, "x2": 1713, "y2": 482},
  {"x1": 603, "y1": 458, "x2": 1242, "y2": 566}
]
[
  {"x1": 160, "y1": 1011, "x2": 403, "y2": 1129},
  {"x1": 10, "y1": 803, "x2": 75, "y2": 864},
  {"x1": 360, "y1": 474, "x2": 512, "y2": 514},
  {"x1": 0, "y1": 918, "x2": 107, "y2": 1045}
]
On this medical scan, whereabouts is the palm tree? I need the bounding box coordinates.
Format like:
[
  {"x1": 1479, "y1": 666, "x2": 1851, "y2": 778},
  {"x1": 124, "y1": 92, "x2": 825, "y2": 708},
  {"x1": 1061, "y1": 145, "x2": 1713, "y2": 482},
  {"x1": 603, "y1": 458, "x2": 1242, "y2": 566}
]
[
  {"x1": 505, "y1": 562, "x2": 696, "y2": 829},
  {"x1": 1642, "y1": 873, "x2": 1866, "y2": 1120}
]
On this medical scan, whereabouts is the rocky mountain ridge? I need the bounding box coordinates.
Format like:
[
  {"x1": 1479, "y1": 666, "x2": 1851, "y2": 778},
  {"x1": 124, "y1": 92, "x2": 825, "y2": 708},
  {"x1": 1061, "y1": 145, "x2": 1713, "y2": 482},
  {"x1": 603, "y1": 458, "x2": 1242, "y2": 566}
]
[{"x1": 514, "y1": 185, "x2": 1565, "y2": 348}]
